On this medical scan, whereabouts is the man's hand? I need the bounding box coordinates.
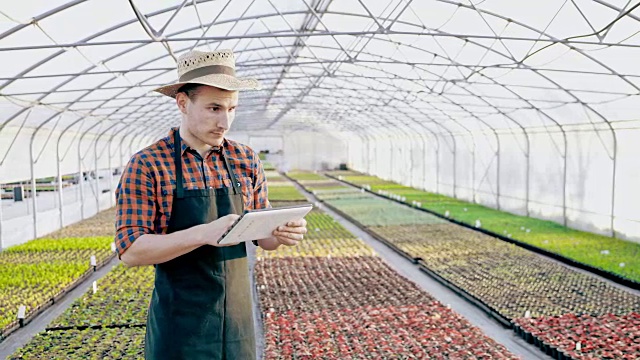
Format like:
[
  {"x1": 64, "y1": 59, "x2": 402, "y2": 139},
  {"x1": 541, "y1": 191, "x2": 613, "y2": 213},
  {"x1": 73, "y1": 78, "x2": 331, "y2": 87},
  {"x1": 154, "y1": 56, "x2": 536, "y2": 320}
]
[
  {"x1": 272, "y1": 218, "x2": 308, "y2": 246},
  {"x1": 199, "y1": 214, "x2": 242, "y2": 247},
  {"x1": 120, "y1": 214, "x2": 242, "y2": 266}
]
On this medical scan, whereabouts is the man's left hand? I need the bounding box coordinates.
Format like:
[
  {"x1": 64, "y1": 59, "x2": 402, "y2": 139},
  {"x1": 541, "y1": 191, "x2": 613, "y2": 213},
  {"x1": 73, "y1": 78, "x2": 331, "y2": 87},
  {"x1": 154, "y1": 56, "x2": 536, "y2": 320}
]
[{"x1": 272, "y1": 219, "x2": 307, "y2": 246}]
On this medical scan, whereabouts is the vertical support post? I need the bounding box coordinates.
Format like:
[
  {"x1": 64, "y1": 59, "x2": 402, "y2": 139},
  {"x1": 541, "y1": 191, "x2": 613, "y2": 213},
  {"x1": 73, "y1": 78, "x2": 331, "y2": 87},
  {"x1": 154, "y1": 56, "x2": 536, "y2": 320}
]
[
  {"x1": 108, "y1": 139, "x2": 114, "y2": 208},
  {"x1": 371, "y1": 134, "x2": 375, "y2": 175},
  {"x1": 29, "y1": 138, "x2": 38, "y2": 238},
  {"x1": 388, "y1": 133, "x2": 394, "y2": 181},
  {"x1": 610, "y1": 131, "x2": 618, "y2": 238},
  {"x1": 94, "y1": 134, "x2": 100, "y2": 213},
  {"x1": 495, "y1": 134, "x2": 501, "y2": 210},
  {"x1": 359, "y1": 134, "x2": 364, "y2": 173},
  {"x1": 562, "y1": 133, "x2": 568, "y2": 227},
  {"x1": 79, "y1": 142, "x2": 85, "y2": 220},
  {"x1": 418, "y1": 132, "x2": 428, "y2": 191},
  {"x1": 435, "y1": 135, "x2": 440, "y2": 194},
  {"x1": 55, "y1": 126, "x2": 68, "y2": 229},
  {"x1": 524, "y1": 131, "x2": 531, "y2": 217},
  {"x1": 365, "y1": 133, "x2": 371, "y2": 174},
  {"x1": 56, "y1": 145, "x2": 64, "y2": 228},
  {"x1": 471, "y1": 134, "x2": 477, "y2": 203},
  {"x1": 452, "y1": 135, "x2": 458, "y2": 199},
  {"x1": 364, "y1": 133, "x2": 370, "y2": 174},
  {"x1": 373, "y1": 134, "x2": 379, "y2": 175}
]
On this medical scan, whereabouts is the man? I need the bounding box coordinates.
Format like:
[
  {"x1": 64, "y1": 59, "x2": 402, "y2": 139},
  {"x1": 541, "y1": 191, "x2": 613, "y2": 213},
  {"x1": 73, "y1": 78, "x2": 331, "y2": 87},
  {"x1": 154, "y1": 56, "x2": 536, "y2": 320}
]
[{"x1": 114, "y1": 49, "x2": 308, "y2": 360}]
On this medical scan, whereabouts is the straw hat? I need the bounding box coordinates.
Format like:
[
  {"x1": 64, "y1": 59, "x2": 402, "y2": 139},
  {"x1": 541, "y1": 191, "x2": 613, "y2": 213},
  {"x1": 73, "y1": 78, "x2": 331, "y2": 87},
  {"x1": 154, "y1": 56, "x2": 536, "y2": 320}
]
[{"x1": 153, "y1": 49, "x2": 261, "y2": 97}]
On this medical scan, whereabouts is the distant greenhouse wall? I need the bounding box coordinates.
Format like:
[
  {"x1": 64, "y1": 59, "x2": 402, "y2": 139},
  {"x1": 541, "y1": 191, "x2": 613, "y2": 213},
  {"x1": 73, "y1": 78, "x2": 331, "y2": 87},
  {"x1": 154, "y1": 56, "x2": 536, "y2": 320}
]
[{"x1": 346, "y1": 123, "x2": 640, "y2": 243}]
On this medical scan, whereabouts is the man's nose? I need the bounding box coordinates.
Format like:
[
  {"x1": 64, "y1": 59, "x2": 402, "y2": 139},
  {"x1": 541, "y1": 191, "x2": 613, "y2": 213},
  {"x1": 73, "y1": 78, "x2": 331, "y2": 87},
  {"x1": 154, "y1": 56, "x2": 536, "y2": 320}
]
[{"x1": 218, "y1": 111, "x2": 230, "y2": 130}]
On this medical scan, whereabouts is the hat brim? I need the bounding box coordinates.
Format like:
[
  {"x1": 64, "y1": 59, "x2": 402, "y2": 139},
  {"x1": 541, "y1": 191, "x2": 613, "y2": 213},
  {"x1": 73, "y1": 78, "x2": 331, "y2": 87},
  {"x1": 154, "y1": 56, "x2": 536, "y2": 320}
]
[{"x1": 153, "y1": 73, "x2": 261, "y2": 98}]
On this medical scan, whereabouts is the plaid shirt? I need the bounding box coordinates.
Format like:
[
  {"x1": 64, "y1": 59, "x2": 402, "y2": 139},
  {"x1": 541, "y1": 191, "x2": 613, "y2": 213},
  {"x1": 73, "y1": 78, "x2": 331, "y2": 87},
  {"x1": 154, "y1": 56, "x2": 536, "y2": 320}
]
[{"x1": 114, "y1": 127, "x2": 269, "y2": 256}]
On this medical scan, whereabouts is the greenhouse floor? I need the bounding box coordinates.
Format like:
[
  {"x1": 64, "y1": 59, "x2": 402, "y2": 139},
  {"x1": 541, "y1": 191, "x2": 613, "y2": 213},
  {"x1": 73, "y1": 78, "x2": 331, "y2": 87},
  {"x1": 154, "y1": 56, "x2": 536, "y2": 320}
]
[{"x1": 292, "y1": 181, "x2": 547, "y2": 360}]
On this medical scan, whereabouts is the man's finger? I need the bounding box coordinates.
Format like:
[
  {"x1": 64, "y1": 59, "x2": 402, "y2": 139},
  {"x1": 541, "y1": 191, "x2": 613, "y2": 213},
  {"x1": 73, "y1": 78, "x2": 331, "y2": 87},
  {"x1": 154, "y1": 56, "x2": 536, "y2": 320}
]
[
  {"x1": 286, "y1": 219, "x2": 306, "y2": 227},
  {"x1": 275, "y1": 231, "x2": 304, "y2": 241},
  {"x1": 276, "y1": 226, "x2": 307, "y2": 234},
  {"x1": 276, "y1": 235, "x2": 298, "y2": 246}
]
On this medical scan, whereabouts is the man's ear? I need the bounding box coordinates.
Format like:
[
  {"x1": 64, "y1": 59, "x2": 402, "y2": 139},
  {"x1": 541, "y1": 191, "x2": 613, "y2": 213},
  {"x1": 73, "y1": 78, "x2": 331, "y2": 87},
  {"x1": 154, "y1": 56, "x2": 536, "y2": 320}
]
[{"x1": 176, "y1": 92, "x2": 188, "y2": 114}]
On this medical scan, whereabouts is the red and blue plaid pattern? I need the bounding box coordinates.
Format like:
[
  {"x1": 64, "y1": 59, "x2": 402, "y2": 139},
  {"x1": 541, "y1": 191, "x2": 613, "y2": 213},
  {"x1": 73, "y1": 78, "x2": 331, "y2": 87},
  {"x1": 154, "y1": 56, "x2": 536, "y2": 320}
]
[{"x1": 114, "y1": 127, "x2": 270, "y2": 256}]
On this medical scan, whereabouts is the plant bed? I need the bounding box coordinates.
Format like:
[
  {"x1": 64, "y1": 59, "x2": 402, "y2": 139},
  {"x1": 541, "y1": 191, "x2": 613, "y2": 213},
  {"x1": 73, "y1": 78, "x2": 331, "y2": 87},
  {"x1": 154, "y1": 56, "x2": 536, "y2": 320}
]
[
  {"x1": 298, "y1": 212, "x2": 355, "y2": 240},
  {"x1": 296, "y1": 179, "x2": 343, "y2": 188},
  {"x1": 270, "y1": 200, "x2": 312, "y2": 208},
  {"x1": 44, "y1": 209, "x2": 116, "y2": 239},
  {"x1": 47, "y1": 265, "x2": 154, "y2": 329},
  {"x1": 286, "y1": 171, "x2": 327, "y2": 181},
  {"x1": 292, "y1": 173, "x2": 640, "y2": 359},
  {"x1": 326, "y1": 171, "x2": 640, "y2": 284},
  {"x1": 258, "y1": 237, "x2": 374, "y2": 259},
  {"x1": 311, "y1": 187, "x2": 367, "y2": 200},
  {"x1": 268, "y1": 185, "x2": 307, "y2": 202},
  {"x1": 263, "y1": 161, "x2": 276, "y2": 170},
  {"x1": 255, "y1": 256, "x2": 434, "y2": 313},
  {"x1": 0, "y1": 236, "x2": 115, "y2": 335},
  {"x1": 324, "y1": 197, "x2": 447, "y2": 227},
  {"x1": 8, "y1": 327, "x2": 145, "y2": 359},
  {"x1": 256, "y1": 245, "x2": 517, "y2": 358},
  {"x1": 370, "y1": 224, "x2": 640, "y2": 320},
  {"x1": 265, "y1": 170, "x2": 285, "y2": 182},
  {"x1": 513, "y1": 312, "x2": 640, "y2": 359},
  {"x1": 264, "y1": 305, "x2": 518, "y2": 359}
]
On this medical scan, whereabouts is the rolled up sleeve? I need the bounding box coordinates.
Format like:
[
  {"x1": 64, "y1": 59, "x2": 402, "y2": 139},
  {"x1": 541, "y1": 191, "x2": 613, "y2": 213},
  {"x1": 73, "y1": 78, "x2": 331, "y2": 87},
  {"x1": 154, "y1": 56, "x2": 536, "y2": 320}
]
[{"x1": 114, "y1": 155, "x2": 156, "y2": 257}]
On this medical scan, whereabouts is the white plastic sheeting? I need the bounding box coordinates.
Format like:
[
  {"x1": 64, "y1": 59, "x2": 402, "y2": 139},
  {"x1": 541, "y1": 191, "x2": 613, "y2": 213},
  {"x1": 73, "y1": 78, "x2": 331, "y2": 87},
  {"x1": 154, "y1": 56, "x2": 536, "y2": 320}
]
[
  {"x1": 0, "y1": 0, "x2": 639, "y2": 243},
  {"x1": 347, "y1": 127, "x2": 640, "y2": 241}
]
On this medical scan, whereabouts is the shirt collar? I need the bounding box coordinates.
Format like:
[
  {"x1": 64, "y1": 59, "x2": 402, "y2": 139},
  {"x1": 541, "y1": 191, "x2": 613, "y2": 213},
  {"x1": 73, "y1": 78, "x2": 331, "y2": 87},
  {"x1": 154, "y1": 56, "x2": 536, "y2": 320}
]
[{"x1": 168, "y1": 127, "x2": 227, "y2": 157}]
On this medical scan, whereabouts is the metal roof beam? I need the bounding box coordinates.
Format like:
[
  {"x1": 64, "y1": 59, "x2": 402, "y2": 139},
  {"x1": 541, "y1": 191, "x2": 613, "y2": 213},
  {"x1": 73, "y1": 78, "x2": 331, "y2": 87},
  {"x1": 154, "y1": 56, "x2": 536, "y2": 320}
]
[{"x1": 2, "y1": 30, "x2": 637, "y2": 52}]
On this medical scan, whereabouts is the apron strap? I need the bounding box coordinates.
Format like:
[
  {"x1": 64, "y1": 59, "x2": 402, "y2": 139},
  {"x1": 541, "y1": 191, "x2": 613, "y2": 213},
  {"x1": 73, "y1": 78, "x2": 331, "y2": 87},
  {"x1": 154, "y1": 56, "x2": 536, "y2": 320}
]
[
  {"x1": 220, "y1": 150, "x2": 242, "y2": 195},
  {"x1": 173, "y1": 130, "x2": 185, "y2": 199}
]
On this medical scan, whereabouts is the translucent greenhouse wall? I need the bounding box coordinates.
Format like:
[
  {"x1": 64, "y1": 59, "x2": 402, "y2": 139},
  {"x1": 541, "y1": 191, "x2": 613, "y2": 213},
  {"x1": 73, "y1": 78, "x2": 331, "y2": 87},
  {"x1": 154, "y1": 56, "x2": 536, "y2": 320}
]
[
  {"x1": 0, "y1": 124, "x2": 152, "y2": 249},
  {"x1": 346, "y1": 127, "x2": 640, "y2": 243}
]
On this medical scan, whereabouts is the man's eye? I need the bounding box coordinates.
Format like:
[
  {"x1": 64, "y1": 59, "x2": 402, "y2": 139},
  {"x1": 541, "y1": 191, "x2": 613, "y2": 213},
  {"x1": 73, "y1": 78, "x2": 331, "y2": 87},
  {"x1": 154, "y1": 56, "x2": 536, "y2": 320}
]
[{"x1": 210, "y1": 107, "x2": 220, "y2": 111}]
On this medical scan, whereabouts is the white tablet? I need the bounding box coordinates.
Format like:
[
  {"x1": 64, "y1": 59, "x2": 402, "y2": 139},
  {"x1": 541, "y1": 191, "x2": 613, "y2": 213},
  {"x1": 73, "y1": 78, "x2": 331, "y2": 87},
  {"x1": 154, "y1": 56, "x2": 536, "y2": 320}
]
[{"x1": 217, "y1": 204, "x2": 313, "y2": 245}]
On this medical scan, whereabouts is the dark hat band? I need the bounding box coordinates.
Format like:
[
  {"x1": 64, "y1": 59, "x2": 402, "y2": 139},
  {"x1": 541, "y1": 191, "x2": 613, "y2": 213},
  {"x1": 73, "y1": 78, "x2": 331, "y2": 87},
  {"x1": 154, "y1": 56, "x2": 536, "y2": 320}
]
[{"x1": 179, "y1": 65, "x2": 236, "y2": 82}]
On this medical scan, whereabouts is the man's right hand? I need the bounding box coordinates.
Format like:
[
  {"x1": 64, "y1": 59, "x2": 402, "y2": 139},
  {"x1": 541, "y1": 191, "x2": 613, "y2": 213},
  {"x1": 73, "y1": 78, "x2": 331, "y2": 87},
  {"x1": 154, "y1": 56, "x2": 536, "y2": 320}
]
[
  {"x1": 120, "y1": 214, "x2": 243, "y2": 267},
  {"x1": 199, "y1": 214, "x2": 242, "y2": 247}
]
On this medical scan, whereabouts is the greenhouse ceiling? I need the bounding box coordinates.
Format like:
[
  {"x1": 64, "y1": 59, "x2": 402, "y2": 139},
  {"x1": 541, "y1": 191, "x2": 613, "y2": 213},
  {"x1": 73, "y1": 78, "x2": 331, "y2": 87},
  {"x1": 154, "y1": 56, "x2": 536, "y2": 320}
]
[{"x1": 0, "y1": 0, "x2": 639, "y2": 140}]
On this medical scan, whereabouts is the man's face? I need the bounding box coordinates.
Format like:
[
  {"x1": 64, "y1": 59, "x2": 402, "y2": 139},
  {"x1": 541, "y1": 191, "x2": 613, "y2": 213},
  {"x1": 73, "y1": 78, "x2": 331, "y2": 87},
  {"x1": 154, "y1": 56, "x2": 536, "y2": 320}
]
[{"x1": 176, "y1": 85, "x2": 239, "y2": 147}]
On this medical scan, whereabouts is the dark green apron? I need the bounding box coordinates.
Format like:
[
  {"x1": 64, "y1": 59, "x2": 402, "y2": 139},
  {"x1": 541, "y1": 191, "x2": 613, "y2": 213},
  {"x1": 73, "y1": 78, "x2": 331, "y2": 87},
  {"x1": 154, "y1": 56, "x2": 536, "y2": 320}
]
[{"x1": 145, "y1": 131, "x2": 256, "y2": 360}]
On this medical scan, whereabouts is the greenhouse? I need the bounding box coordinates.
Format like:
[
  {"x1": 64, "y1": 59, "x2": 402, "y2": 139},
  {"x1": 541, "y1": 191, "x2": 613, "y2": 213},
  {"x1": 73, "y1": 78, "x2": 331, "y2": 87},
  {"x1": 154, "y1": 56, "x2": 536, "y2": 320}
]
[{"x1": 0, "y1": 1, "x2": 639, "y2": 359}]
